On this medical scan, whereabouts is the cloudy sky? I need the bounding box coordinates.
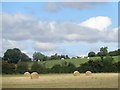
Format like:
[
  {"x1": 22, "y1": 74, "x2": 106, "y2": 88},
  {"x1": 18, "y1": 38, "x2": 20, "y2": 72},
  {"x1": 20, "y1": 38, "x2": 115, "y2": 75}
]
[{"x1": 1, "y1": 2, "x2": 118, "y2": 58}]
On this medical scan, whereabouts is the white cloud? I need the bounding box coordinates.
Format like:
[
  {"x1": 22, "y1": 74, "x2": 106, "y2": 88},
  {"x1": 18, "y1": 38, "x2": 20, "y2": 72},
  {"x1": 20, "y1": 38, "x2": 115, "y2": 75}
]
[
  {"x1": 2, "y1": 39, "x2": 26, "y2": 50},
  {"x1": 80, "y1": 16, "x2": 112, "y2": 31},
  {"x1": 2, "y1": 12, "x2": 117, "y2": 44},
  {"x1": 103, "y1": 27, "x2": 118, "y2": 42},
  {"x1": 33, "y1": 42, "x2": 57, "y2": 51},
  {"x1": 1, "y1": 39, "x2": 26, "y2": 56},
  {"x1": 65, "y1": 34, "x2": 80, "y2": 40}
]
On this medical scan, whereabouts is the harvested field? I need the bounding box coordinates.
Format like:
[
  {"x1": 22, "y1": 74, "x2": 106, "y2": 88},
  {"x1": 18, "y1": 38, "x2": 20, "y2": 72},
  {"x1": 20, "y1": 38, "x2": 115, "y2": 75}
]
[{"x1": 2, "y1": 73, "x2": 118, "y2": 88}]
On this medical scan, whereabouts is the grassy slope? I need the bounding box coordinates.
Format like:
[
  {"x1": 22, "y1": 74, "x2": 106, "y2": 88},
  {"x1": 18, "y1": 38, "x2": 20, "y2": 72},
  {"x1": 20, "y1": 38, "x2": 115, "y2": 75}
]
[{"x1": 28, "y1": 56, "x2": 120, "y2": 69}]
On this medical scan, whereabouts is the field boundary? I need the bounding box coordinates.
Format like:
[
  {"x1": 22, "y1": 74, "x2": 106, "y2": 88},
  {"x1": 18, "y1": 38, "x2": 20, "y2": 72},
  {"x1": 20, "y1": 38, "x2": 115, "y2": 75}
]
[{"x1": 1, "y1": 88, "x2": 119, "y2": 90}]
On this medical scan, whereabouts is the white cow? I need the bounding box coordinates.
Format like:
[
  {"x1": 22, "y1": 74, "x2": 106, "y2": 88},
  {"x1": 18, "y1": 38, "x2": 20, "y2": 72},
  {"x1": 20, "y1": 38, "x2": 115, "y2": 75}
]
[
  {"x1": 61, "y1": 58, "x2": 64, "y2": 60},
  {"x1": 75, "y1": 57, "x2": 78, "y2": 59},
  {"x1": 38, "y1": 60, "x2": 40, "y2": 62}
]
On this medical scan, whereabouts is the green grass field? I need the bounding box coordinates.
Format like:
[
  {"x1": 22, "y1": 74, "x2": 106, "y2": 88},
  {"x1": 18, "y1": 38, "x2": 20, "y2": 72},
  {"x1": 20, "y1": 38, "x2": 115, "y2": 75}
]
[
  {"x1": 2, "y1": 73, "x2": 118, "y2": 88},
  {"x1": 28, "y1": 56, "x2": 120, "y2": 69}
]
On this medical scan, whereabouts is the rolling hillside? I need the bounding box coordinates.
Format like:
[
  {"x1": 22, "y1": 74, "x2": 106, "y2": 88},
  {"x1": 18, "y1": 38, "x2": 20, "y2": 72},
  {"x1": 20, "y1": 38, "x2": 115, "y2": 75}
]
[{"x1": 28, "y1": 56, "x2": 120, "y2": 69}]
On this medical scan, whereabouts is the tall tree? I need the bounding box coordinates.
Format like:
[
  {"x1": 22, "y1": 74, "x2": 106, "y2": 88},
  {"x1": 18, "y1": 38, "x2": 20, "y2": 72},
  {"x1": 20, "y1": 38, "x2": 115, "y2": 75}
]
[
  {"x1": 3, "y1": 48, "x2": 22, "y2": 64},
  {"x1": 3, "y1": 48, "x2": 31, "y2": 63},
  {"x1": 88, "y1": 52, "x2": 96, "y2": 57},
  {"x1": 102, "y1": 55, "x2": 114, "y2": 72},
  {"x1": 21, "y1": 53, "x2": 31, "y2": 62},
  {"x1": 98, "y1": 47, "x2": 108, "y2": 60},
  {"x1": 100, "y1": 47, "x2": 108, "y2": 53},
  {"x1": 33, "y1": 52, "x2": 45, "y2": 61},
  {"x1": 118, "y1": 49, "x2": 120, "y2": 55}
]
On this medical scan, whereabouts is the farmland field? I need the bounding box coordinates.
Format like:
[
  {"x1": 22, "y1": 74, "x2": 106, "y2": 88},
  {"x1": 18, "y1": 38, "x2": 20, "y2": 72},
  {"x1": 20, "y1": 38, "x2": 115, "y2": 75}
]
[
  {"x1": 2, "y1": 73, "x2": 119, "y2": 88},
  {"x1": 28, "y1": 56, "x2": 120, "y2": 68}
]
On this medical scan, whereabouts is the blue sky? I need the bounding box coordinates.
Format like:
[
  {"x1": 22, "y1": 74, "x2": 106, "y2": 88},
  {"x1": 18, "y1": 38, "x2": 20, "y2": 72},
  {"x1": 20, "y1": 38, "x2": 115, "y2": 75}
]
[
  {"x1": 3, "y1": 2, "x2": 118, "y2": 28},
  {"x1": 2, "y1": 2, "x2": 118, "y2": 57}
]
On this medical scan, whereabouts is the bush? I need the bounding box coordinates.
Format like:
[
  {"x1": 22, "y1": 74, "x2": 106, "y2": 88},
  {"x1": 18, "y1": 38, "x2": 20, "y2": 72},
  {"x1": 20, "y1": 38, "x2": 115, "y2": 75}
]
[
  {"x1": 78, "y1": 55, "x2": 117, "y2": 73},
  {"x1": 77, "y1": 60, "x2": 103, "y2": 73},
  {"x1": 2, "y1": 62, "x2": 15, "y2": 74},
  {"x1": 16, "y1": 62, "x2": 29, "y2": 74},
  {"x1": 113, "y1": 61, "x2": 120, "y2": 72},
  {"x1": 88, "y1": 52, "x2": 96, "y2": 57},
  {"x1": 61, "y1": 61, "x2": 67, "y2": 67},
  {"x1": 67, "y1": 62, "x2": 76, "y2": 73},
  {"x1": 101, "y1": 56, "x2": 114, "y2": 72},
  {"x1": 109, "y1": 51, "x2": 118, "y2": 56},
  {"x1": 51, "y1": 62, "x2": 76, "y2": 73},
  {"x1": 51, "y1": 64, "x2": 62, "y2": 73},
  {"x1": 31, "y1": 62, "x2": 47, "y2": 73},
  {"x1": 97, "y1": 52, "x2": 107, "y2": 57}
]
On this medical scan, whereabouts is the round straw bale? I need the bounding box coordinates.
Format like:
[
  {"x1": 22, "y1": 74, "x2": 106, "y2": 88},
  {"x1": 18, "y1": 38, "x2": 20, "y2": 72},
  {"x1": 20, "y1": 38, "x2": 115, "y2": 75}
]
[
  {"x1": 31, "y1": 72, "x2": 39, "y2": 79},
  {"x1": 85, "y1": 71, "x2": 92, "y2": 76},
  {"x1": 73, "y1": 71, "x2": 80, "y2": 76},
  {"x1": 24, "y1": 72, "x2": 31, "y2": 77}
]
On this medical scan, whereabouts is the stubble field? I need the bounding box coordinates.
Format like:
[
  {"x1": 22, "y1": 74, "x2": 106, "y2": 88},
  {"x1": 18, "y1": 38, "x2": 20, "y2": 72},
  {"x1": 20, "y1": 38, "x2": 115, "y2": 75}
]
[{"x1": 2, "y1": 73, "x2": 119, "y2": 88}]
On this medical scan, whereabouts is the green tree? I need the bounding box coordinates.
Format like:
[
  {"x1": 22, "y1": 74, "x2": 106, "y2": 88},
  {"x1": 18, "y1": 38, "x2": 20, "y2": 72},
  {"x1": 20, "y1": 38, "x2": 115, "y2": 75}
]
[
  {"x1": 31, "y1": 62, "x2": 46, "y2": 73},
  {"x1": 118, "y1": 49, "x2": 120, "y2": 55},
  {"x1": 3, "y1": 48, "x2": 22, "y2": 64},
  {"x1": 100, "y1": 47, "x2": 108, "y2": 53},
  {"x1": 31, "y1": 62, "x2": 40, "y2": 72},
  {"x1": 97, "y1": 52, "x2": 105, "y2": 60},
  {"x1": 21, "y1": 53, "x2": 31, "y2": 62},
  {"x1": 3, "y1": 48, "x2": 31, "y2": 63},
  {"x1": 2, "y1": 62, "x2": 15, "y2": 74},
  {"x1": 113, "y1": 61, "x2": 120, "y2": 72},
  {"x1": 60, "y1": 55, "x2": 66, "y2": 59},
  {"x1": 98, "y1": 47, "x2": 108, "y2": 57},
  {"x1": 33, "y1": 52, "x2": 45, "y2": 61},
  {"x1": 77, "y1": 60, "x2": 103, "y2": 73},
  {"x1": 102, "y1": 55, "x2": 114, "y2": 72},
  {"x1": 51, "y1": 64, "x2": 62, "y2": 73},
  {"x1": 97, "y1": 47, "x2": 108, "y2": 60},
  {"x1": 109, "y1": 50, "x2": 118, "y2": 56},
  {"x1": 16, "y1": 62, "x2": 29, "y2": 74},
  {"x1": 65, "y1": 55, "x2": 70, "y2": 59},
  {"x1": 88, "y1": 52, "x2": 96, "y2": 57},
  {"x1": 51, "y1": 53, "x2": 59, "y2": 60},
  {"x1": 61, "y1": 61, "x2": 67, "y2": 67},
  {"x1": 67, "y1": 62, "x2": 76, "y2": 73}
]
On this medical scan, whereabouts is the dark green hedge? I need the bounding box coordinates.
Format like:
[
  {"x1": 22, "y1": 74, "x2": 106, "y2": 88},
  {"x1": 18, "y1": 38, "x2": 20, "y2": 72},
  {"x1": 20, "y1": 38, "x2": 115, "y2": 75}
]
[{"x1": 2, "y1": 56, "x2": 120, "y2": 74}]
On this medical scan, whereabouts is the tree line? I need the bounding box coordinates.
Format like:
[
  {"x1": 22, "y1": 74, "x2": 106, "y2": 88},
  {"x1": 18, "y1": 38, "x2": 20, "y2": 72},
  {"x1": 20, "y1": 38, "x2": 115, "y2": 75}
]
[
  {"x1": 2, "y1": 55, "x2": 120, "y2": 74},
  {"x1": 1, "y1": 48, "x2": 70, "y2": 64},
  {"x1": 88, "y1": 47, "x2": 120, "y2": 58},
  {"x1": 1, "y1": 47, "x2": 120, "y2": 74},
  {"x1": 1, "y1": 47, "x2": 120, "y2": 64}
]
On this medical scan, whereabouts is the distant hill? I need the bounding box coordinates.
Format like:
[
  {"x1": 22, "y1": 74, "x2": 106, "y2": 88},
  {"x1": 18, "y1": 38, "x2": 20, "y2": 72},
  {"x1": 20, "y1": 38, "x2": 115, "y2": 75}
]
[{"x1": 28, "y1": 56, "x2": 120, "y2": 69}]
